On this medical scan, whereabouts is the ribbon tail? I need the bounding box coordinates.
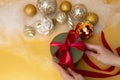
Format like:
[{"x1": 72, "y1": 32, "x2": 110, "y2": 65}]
[
  {"x1": 116, "y1": 47, "x2": 120, "y2": 56},
  {"x1": 75, "y1": 69, "x2": 120, "y2": 78},
  {"x1": 101, "y1": 31, "x2": 113, "y2": 52},
  {"x1": 80, "y1": 31, "x2": 118, "y2": 78},
  {"x1": 57, "y1": 50, "x2": 75, "y2": 70},
  {"x1": 83, "y1": 54, "x2": 115, "y2": 72},
  {"x1": 65, "y1": 51, "x2": 75, "y2": 70}
]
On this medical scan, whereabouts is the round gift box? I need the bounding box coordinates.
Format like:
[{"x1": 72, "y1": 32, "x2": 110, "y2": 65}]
[{"x1": 50, "y1": 32, "x2": 84, "y2": 63}]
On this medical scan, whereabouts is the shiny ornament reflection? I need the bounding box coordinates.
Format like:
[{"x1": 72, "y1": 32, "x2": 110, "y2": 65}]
[
  {"x1": 24, "y1": 4, "x2": 37, "y2": 17},
  {"x1": 37, "y1": 0, "x2": 57, "y2": 15},
  {"x1": 75, "y1": 21, "x2": 93, "y2": 40},
  {"x1": 55, "y1": 12, "x2": 68, "y2": 24},
  {"x1": 35, "y1": 17, "x2": 54, "y2": 35},
  {"x1": 67, "y1": 15, "x2": 74, "y2": 29},
  {"x1": 70, "y1": 4, "x2": 87, "y2": 21},
  {"x1": 24, "y1": 26, "x2": 36, "y2": 37},
  {"x1": 60, "y1": 1, "x2": 72, "y2": 13},
  {"x1": 86, "y1": 12, "x2": 99, "y2": 25}
]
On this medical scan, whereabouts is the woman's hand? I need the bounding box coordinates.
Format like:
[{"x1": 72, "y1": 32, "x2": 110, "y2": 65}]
[
  {"x1": 85, "y1": 43, "x2": 120, "y2": 67},
  {"x1": 55, "y1": 63, "x2": 85, "y2": 80}
]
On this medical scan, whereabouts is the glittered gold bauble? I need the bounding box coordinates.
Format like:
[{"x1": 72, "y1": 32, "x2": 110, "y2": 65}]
[
  {"x1": 67, "y1": 15, "x2": 74, "y2": 30},
  {"x1": 37, "y1": 0, "x2": 57, "y2": 15},
  {"x1": 55, "y1": 12, "x2": 68, "y2": 24},
  {"x1": 24, "y1": 26, "x2": 36, "y2": 37},
  {"x1": 24, "y1": 4, "x2": 37, "y2": 17},
  {"x1": 75, "y1": 21, "x2": 94, "y2": 40},
  {"x1": 70, "y1": 4, "x2": 87, "y2": 21},
  {"x1": 60, "y1": 1, "x2": 72, "y2": 13},
  {"x1": 86, "y1": 12, "x2": 99, "y2": 25}
]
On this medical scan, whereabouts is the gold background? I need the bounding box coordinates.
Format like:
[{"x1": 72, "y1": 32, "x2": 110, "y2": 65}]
[{"x1": 0, "y1": 0, "x2": 120, "y2": 80}]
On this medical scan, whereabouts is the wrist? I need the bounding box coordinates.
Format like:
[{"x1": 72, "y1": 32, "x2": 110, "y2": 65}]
[{"x1": 112, "y1": 56, "x2": 120, "y2": 67}]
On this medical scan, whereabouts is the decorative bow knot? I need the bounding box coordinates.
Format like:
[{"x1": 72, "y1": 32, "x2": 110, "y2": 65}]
[{"x1": 50, "y1": 30, "x2": 86, "y2": 70}]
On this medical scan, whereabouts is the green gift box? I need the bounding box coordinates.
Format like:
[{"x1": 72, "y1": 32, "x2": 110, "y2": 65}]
[{"x1": 50, "y1": 31, "x2": 85, "y2": 63}]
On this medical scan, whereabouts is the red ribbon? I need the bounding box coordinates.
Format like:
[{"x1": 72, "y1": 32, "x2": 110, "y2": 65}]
[
  {"x1": 83, "y1": 31, "x2": 115, "y2": 72},
  {"x1": 77, "y1": 31, "x2": 120, "y2": 78},
  {"x1": 51, "y1": 30, "x2": 86, "y2": 70},
  {"x1": 51, "y1": 30, "x2": 120, "y2": 78}
]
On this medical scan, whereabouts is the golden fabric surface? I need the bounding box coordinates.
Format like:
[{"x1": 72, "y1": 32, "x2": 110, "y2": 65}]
[{"x1": 0, "y1": 0, "x2": 120, "y2": 80}]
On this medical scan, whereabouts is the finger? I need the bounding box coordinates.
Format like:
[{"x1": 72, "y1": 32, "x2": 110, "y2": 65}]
[
  {"x1": 85, "y1": 50, "x2": 98, "y2": 59},
  {"x1": 54, "y1": 63, "x2": 71, "y2": 79},
  {"x1": 68, "y1": 68, "x2": 84, "y2": 79},
  {"x1": 85, "y1": 43, "x2": 100, "y2": 51},
  {"x1": 67, "y1": 68, "x2": 78, "y2": 77}
]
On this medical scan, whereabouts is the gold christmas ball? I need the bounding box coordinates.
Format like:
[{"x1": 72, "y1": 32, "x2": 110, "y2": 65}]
[
  {"x1": 60, "y1": 1, "x2": 72, "y2": 13},
  {"x1": 75, "y1": 21, "x2": 94, "y2": 40},
  {"x1": 86, "y1": 12, "x2": 99, "y2": 25},
  {"x1": 55, "y1": 12, "x2": 68, "y2": 24},
  {"x1": 24, "y1": 4, "x2": 37, "y2": 17},
  {"x1": 67, "y1": 15, "x2": 74, "y2": 30},
  {"x1": 24, "y1": 26, "x2": 36, "y2": 37}
]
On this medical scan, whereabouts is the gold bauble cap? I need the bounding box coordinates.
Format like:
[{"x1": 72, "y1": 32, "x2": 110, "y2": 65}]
[
  {"x1": 60, "y1": 1, "x2": 72, "y2": 13},
  {"x1": 86, "y1": 12, "x2": 99, "y2": 25},
  {"x1": 24, "y1": 4, "x2": 37, "y2": 17}
]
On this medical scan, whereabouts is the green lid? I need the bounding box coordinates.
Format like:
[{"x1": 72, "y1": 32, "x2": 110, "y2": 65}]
[{"x1": 50, "y1": 32, "x2": 84, "y2": 63}]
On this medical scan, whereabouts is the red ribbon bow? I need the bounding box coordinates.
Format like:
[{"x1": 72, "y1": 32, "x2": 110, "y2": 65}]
[{"x1": 51, "y1": 30, "x2": 86, "y2": 70}]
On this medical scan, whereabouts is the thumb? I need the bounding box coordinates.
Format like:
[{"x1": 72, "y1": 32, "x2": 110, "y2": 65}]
[
  {"x1": 54, "y1": 63, "x2": 71, "y2": 79},
  {"x1": 68, "y1": 68, "x2": 78, "y2": 77},
  {"x1": 85, "y1": 50, "x2": 98, "y2": 58}
]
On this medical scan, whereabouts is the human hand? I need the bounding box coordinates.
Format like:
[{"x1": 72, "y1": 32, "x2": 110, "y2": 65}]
[
  {"x1": 85, "y1": 43, "x2": 120, "y2": 67},
  {"x1": 55, "y1": 63, "x2": 85, "y2": 80}
]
